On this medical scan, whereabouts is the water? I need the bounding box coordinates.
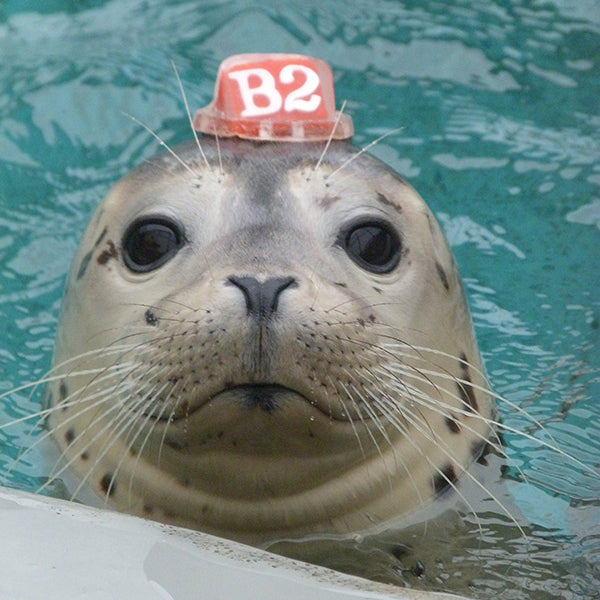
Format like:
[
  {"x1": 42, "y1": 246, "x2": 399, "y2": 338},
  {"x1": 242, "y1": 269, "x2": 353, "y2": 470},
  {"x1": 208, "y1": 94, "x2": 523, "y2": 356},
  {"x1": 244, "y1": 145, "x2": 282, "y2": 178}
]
[{"x1": 0, "y1": 1, "x2": 598, "y2": 598}]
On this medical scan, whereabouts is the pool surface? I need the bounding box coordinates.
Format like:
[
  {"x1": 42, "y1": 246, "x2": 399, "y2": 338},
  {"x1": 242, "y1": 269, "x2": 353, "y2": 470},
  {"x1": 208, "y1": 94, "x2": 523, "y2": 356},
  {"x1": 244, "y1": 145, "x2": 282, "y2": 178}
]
[{"x1": 1, "y1": 2, "x2": 599, "y2": 599}]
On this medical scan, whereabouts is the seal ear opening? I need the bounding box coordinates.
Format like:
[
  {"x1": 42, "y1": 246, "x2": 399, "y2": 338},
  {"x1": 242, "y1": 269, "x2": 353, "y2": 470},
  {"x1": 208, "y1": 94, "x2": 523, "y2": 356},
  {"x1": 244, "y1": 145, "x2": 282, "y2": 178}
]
[{"x1": 122, "y1": 217, "x2": 185, "y2": 273}]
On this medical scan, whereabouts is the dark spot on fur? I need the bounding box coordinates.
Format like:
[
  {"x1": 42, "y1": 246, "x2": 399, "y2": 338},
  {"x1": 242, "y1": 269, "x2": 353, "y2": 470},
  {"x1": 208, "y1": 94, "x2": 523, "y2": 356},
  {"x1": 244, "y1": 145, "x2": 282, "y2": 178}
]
[
  {"x1": 435, "y1": 261, "x2": 450, "y2": 291},
  {"x1": 59, "y1": 380, "x2": 69, "y2": 411},
  {"x1": 94, "y1": 226, "x2": 108, "y2": 248},
  {"x1": 334, "y1": 281, "x2": 347, "y2": 288},
  {"x1": 457, "y1": 352, "x2": 479, "y2": 413},
  {"x1": 433, "y1": 463, "x2": 458, "y2": 496},
  {"x1": 100, "y1": 473, "x2": 116, "y2": 497},
  {"x1": 372, "y1": 287, "x2": 383, "y2": 294},
  {"x1": 426, "y1": 212, "x2": 437, "y2": 238},
  {"x1": 411, "y1": 561, "x2": 425, "y2": 577},
  {"x1": 145, "y1": 309, "x2": 158, "y2": 326},
  {"x1": 97, "y1": 240, "x2": 117, "y2": 265},
  {"x1": 445, "y1": 416, "x2": 461, "y2": 433},
  {"x1": 318, "y1": 194, "x2": 342, "y2": 208},
  {"x1": 43, "y1": 390, "x2": 54, "y2": 409},
  {"x1": 77, "y1": 249, "x2": 93, "y2": 280},
  {"x1": 376, "y1": 191, "x2": 403, "y2": 214},
  {"x1": 391, "y1": 544, "x2": 411, "y2": 560},
  {"x1": 472, "y1": 439, "x2": 488, "y2": 461},
  {"x1": 80, "y1": 452, "x2": 89, "y2": 461},
  {"x1": 165, "y1": 439, "x2": 187, "y2": 450},
  {"x1": 65, "y1": 428, "x2": 75, "y2": 445},
  {"x1": 473, "y1": 439, "x2": 493, "y2": 466},
  {"x1": 368, "y1": 314, "x2": 376, "y2": 322}
]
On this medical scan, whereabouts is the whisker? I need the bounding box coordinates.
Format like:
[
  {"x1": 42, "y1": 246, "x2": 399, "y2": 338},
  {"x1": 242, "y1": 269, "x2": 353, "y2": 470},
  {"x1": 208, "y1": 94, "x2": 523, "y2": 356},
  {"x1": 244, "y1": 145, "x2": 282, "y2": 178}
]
[
  {"x1": 338, "y1": 379, "x2": 387, "y2": 464},
  {"x1": 212, "y1": 122, "x2": 224, "y2": 177},
  {"x1": 314, "y1": 99, "x2": 348, "y2": 173},
  {"x1": 326, "y1": 127, "x2": 404, "y2": 180},
  {"x1": 388, "y1": 357, "x2": 598, "y2": 480},
  {"x1": 326, "y1": 375, "x2": 366, "y2": 458},
  {"x1": 118, "y1": 380, "x2": 179, "y2": 508},
  {"x1": 5, "y1": 363, "x2": 137, "y2": 480},
  {"x1": 394, "y1": 398, "x2": 528, "y2": 540},
  {"x1": 170, "y1": 59, "x2": 210, "y2": 170},
  {"x1": 64, "y1": 380, "x2": 164, "y2": 503},
  {"x1": 121, "y1": 111, "x2": 199, "y2": 177}
]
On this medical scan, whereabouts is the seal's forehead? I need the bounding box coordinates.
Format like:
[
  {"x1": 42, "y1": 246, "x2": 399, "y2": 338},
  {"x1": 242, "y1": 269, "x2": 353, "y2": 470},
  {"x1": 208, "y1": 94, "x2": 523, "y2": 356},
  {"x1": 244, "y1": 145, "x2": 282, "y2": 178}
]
[
  {"x1": 131, "y1": 138, "x2": 400, "y2": 180},
  {"x1": 113, "y1": 137, "x2": 413, "y2": 221}
]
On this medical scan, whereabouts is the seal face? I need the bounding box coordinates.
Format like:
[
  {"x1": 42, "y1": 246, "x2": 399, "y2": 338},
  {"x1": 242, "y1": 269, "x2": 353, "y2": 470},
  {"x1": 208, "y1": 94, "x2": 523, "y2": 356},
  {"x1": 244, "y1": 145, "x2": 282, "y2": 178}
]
[{"x1": 45, "y1": 138, "x2": 495, "y2": 544}]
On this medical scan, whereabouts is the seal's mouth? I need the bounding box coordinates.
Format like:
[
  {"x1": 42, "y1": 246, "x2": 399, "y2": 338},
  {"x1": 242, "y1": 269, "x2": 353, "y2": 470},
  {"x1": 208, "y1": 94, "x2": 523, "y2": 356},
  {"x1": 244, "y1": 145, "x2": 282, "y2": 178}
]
[
  {"x1": 156, "y1": 382, "x2": 316, "y2": 422},
  {"x1": 223, "y1": 383, "x2": 296, "y2": 414}
]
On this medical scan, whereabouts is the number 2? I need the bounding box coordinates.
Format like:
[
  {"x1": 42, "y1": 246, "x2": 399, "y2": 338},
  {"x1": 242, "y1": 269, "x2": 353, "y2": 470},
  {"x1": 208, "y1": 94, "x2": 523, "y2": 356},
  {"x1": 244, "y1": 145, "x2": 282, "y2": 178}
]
[{"x1": 280, "y1": 64, "x2": 322, "y2": 113}]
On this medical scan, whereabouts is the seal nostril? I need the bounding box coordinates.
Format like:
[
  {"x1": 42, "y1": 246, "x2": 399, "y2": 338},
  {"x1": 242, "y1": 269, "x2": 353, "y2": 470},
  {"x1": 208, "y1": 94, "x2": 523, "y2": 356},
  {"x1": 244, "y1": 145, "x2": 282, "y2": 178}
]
[{"x1": 227, "y1": 276, "x2": 297, "y2": 319}]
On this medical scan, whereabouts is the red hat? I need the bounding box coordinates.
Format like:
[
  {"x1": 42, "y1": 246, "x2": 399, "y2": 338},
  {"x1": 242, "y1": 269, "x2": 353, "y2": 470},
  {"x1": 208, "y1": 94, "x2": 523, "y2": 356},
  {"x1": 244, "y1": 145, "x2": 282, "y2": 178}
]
[{"x1": 193, "y1": 53, "x2": 354, "y2": 142}]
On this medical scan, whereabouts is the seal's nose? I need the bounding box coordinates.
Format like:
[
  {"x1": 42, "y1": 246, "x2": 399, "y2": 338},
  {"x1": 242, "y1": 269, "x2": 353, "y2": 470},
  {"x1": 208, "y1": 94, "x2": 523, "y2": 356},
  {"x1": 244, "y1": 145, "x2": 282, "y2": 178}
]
[{"x1": 227, "y1": 276, "x2": 297, "y2": 319}]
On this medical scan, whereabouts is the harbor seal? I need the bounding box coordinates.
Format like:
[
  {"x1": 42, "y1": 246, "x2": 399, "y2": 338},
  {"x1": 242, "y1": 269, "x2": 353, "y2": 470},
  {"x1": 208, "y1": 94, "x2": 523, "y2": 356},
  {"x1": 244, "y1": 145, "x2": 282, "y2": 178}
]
[{"x1": 44, "y1": 136, "x2": 496, "y2": 545}]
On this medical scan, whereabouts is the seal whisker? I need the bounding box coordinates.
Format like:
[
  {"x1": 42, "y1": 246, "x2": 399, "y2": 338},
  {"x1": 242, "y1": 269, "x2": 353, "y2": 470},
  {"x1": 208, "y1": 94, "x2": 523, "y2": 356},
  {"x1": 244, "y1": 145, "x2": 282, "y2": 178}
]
[
  {"x1": 337, "y1": 379, "x2": 389, "y2": 465},
  {"x1": 0, "y1": 344, "x2": 136, "y2": 412},
  {"x1": 40, "y1": 371, "x2": 142, "y2": 488},
  {"x1": 395, "y1": 399, "x2": 528, "y2": 540},
  {"x1": 367, "y1": 393, "x2": 455, "y2": 511},
  {"x1": 337, "y1": 363, "x2": 433, "y2": 503},
  {"x1": 369, "y1": 396, "x2": 430, "y2": 504},
  {"x1": 314, "y1": 99, "x2": 348, "y2": 174},
  {"x1": 372, "y1": 375, "x2": 539, "y2": 524},
  {"x1": 120, "y1": 380, "x2": 180, "y2": 508},
  {"x1": 372, "y1": 364, "x2": 511, "y2": 463},
  {"x1": 155, "y1": 393, "x2": 182, "y2": 468},
  {"x1": 38, "y1": 358, "x2": 168, "y2": 492},
  {"x1": 353, "y1": 383, "x2": 417, "y2": 494},
  {"x1": 121, "y1": 112, "x2": 199, "y2": 178},
  {"x1": 212, "y1": 122, "x2": 224, "y2": 178},
  {"x1": 326, "y1": 375, "x2": 366, "y2": 458},
  {"x1": 63, "y1": 379, "x2": 163, "y2": 503},
  {"x1": 325, "y1": 128, "x2": 404, "y2": 181},
  {"x1": 6, "y1": 363, "x2": 138, "y2": 481},
  {"x1": 389, "y1": 357, "x2": 597, "y2": 480},
  {"x1": 170, "y1": 59, "x2": 211, "y2": 171}
]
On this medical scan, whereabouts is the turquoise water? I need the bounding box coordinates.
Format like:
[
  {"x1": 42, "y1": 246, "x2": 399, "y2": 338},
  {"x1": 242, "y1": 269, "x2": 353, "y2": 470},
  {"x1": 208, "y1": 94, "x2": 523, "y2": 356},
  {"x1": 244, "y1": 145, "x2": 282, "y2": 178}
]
[{"x1": 0, "y1": 1, "x2": 599, "y2": 598}]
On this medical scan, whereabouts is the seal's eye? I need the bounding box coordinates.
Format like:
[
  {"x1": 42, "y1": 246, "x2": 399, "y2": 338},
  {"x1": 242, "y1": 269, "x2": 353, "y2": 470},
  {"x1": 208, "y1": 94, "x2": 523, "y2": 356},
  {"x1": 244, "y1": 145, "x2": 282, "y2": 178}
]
[
  {"x1": 341, "y1": 221, "x2": 401, "y2": 274},
  {"x1": 122, "y1": 218, "x2": 184, "y2": 273}
]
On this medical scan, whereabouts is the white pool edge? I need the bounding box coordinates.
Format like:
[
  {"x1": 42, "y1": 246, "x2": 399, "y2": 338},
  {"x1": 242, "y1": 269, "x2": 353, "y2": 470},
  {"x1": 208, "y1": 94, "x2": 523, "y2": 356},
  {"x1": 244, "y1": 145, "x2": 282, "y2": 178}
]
[{"x1": 0, "y1": 486, "x2": 473, "y2": 600}]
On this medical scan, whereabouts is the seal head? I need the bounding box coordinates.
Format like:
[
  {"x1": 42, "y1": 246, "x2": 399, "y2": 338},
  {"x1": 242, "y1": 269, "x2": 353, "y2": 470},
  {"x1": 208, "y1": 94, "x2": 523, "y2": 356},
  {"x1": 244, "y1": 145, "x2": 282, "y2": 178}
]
[{"x1": 46, "y1": 137, "x2": 495, "y2": 544}]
